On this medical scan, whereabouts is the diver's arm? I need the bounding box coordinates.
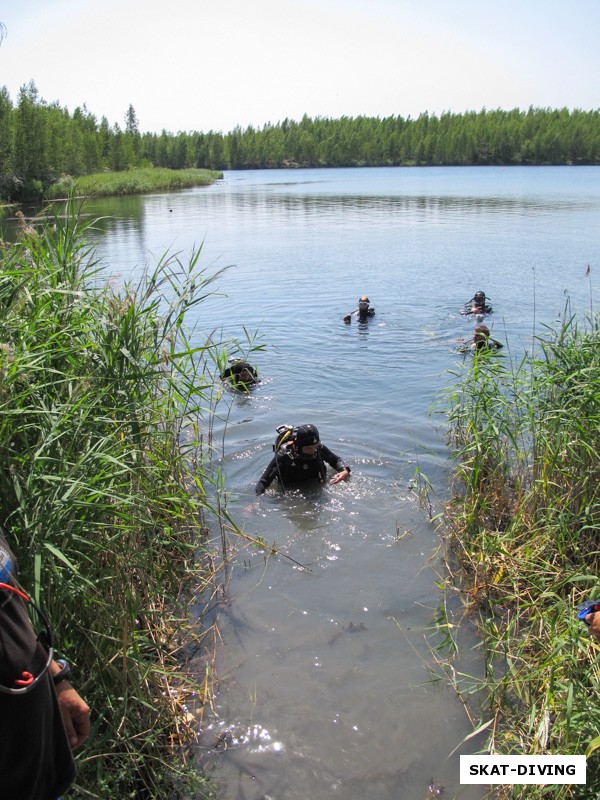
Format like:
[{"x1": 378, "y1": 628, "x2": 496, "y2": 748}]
[
  {"x1": 255, "y1": 455, "x2": 279, "y2": 494},
  {"x1": 320, "y1": 445, "x2": 350, "y2": 483}
]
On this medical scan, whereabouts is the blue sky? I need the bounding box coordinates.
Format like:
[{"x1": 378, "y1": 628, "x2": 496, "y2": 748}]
[{"x1": 1, "y1": 0, "x2": 598, "y2": 134}]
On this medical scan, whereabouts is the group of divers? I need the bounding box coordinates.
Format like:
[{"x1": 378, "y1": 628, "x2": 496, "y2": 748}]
[{"x1": 219, "y1": 291, "x2": 501, "y2": 496}]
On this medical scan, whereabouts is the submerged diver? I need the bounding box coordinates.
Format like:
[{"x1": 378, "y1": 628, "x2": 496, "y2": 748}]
[
  {"x1": 458, "y1": 324, "x2": 503, "y2": 353},
  {"x1": 473, "y1": 324, "x2": 502, "y2": 350},
  {"x1": 343, "y1": 295, "x2": 375, "y2": 324},
  {"x1": 460, "y1": 291, "x2": 493, "y2": 316},
  {"x1": 220, "y1": 360, "x2": 259, "y2": 391},
  {"x1": 255, "y1": 424, "x2": 351, "y2": 494}
]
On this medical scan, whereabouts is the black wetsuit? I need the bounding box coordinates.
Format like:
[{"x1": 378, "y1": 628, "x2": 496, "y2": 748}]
[
  {"x1": 255, "y1": 444, "x2": 350, "y2": 494},
  {"x1": 357, "y1": 307, "x2": 375, "y2": 322},
  {"x1": 344, "y1": 307, "x2": 375, "y2": 323},
  {"x1": 220, "y1": 361, "x2": 259, "y2": 388},
  {"x1": 0, "y1": 532, "x2": 76, "y2": 799},
  {"x1": 475, "y1": 339, "x2": 503, "y2": 351},
  {"x1": 460, "y1": 303, "x2": 493, "y2": 315},
  {"x1": 457, "y1": 339, "x2": 503, "y2": 353}
]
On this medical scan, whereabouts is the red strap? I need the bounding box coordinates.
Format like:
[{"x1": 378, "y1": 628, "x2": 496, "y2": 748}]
[
  {"x1": 0, "y1": 582, "x2": 30, "y2": 602},
  {"x1": 15, "y1": 671, "x2": 34, "y2": 686}
]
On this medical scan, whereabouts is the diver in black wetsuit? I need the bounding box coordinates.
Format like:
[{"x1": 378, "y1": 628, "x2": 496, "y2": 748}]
[
  {"x1": 457, "y1": 324, "x2": 503, "y2": 353},
  {"x1": 472, "y1": 324, "x2": 503, "y2": 351},
  {"x1": 460, "y1": 290, "x2": 493, "y2": 316},
  {"x1": 255, "y1": 424, "x2": 351, "y2": 494},
  {"x1": 220, "y1": 360, "x2": 259, "y2": 391},
  {"x1": 344, "y1": 295, "x2": 375, "y2": 324}
]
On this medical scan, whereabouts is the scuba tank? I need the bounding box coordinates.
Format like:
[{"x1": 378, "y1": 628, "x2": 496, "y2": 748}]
[{"x1": 274, "y1": 424, "x2": 296, "y2": 452}]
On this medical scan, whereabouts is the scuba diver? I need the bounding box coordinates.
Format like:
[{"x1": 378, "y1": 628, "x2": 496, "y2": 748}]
[
  {"x1": 458, "y1": 324, "x2": 503, "y2": 353},
  {"x1": 472, "y1": 324, "x2": 502, "y2": 350},
  {"x1": 220, "y1": 360, "x2": 259, "y2": 391},
  {"x1": 343, "y1": 295, "x2": 375, "y2": 324},
  {"x1": 460, "y1": 291, "x2": 493, "y2": 316},
  {"x1": 255, "y1": 424, "x2": 351, "y2": 494}
]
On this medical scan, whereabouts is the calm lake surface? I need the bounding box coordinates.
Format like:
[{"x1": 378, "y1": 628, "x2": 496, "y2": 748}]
[{"x1": 6, "y1": 166, "x2": 600, "y2": 798}]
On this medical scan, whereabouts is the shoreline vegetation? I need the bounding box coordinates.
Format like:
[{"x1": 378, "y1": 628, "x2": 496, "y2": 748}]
[
  {"x1": 45, "y1": 166, "x2": 223, "y2": 200},
  {"x1": 440, "y1": 310, "x2": 600, "y2": 799},
  {"x1": 0, "y1": 205, "x2": 245, "y2": 797},
  {"x1": 1, "y1": 81, "x2": 600, "y2": 201}
]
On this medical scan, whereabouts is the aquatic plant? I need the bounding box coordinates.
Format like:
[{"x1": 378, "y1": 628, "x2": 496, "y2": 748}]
[
  {"x1": 441, "y1": 312, "x2": 600, "y2": 799},
  {"x1": 0, "y1": 204, "x2": 232, "y2": 797}
]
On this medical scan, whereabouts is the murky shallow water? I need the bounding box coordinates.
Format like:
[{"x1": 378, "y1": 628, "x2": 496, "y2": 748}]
[{"x1": 199, "y1": 491, "x2": 484, "y2": 800}]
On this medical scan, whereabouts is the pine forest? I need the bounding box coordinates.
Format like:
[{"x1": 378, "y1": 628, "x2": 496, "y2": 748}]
[{"x1": 1, "y1": 81, "x2": 600, "y2": 201}]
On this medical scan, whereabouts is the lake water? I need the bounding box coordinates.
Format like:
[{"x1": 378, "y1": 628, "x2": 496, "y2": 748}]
[{"x1": 4, "y1": 166, "x2": 599, "y2": 798}]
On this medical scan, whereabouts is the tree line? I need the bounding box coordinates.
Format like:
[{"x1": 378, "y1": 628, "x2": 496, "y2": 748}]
[{"x1": 1, "y1": 81, "x2": 600, "y2": 200}]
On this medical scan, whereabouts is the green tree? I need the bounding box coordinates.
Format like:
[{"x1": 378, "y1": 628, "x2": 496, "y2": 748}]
[
  {"x1": 125, "y1": 104, "x2": 139, "y2": 136},
  {"x1": 110, "y1": 123, "x2": 135, "y2": 171},
  {"x1": 14, "y1": 81, "x2": 51, "y2": 193},
  {"x1": 0, "y1": 86, "x2": 14, "y2": 181},
  {"x1": 97, "y1": 116, "x2": 112, "y2": 168}
]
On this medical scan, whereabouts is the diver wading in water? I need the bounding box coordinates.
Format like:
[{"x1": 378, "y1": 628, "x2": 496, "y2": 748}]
[
  {"x1": 457, "y1": 324, "x2": 503, "y2": 353},
  {"x1": 470, "y1": 324, "x2": 503, "y2": 351},
  {"x1": 460, "y1": 290, "x2": 493, "y2": 316},
  {"x1": 220, "y1": 360, "x2": 259, "y2": 391},
  {"x1": 343, "y1": 295, "x2": 375, "y2": 324},
  {"x1": 255, "y1": 424, "x2": 350, "y2": 494}
]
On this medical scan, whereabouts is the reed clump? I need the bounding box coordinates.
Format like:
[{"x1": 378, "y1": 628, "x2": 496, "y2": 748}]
[
  {"x1": 443, "y1": 316, "x2": 600, "y2": 799},
  {"x1": 45, "y1": 167, "x2": 223, "y2": 199},
  {"x1": 0, "y1": 205, "x2": 227, "y2": 797}
]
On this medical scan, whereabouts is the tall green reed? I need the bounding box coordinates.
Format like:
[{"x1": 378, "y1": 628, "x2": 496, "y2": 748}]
[
  {"x1": 441, "y1": 314, "x2": 600, "y2": 799},
  {"x1": 45, "y1": 167, "x2": 222, "y2": 200},
  {"x1": 0, "y1": 204, "x2": 232, "y2": 797}
]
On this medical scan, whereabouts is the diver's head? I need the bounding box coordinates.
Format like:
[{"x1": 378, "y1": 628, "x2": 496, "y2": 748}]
[
  {"x1": 473, "y1": 324, "x2": 490, "y2": 348},
  {"x1": 294, "y1": 424, "x2": 320, "y2": 459},
  {"x1": 358, "y1": 295, "x2": 370, "y2": 319},
  {"x1": 473, "y1": 291, "x2": 486, "y2": 304},
  {"x1": 230, "y1": 361, "x2": 257, "y2": 385}
]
